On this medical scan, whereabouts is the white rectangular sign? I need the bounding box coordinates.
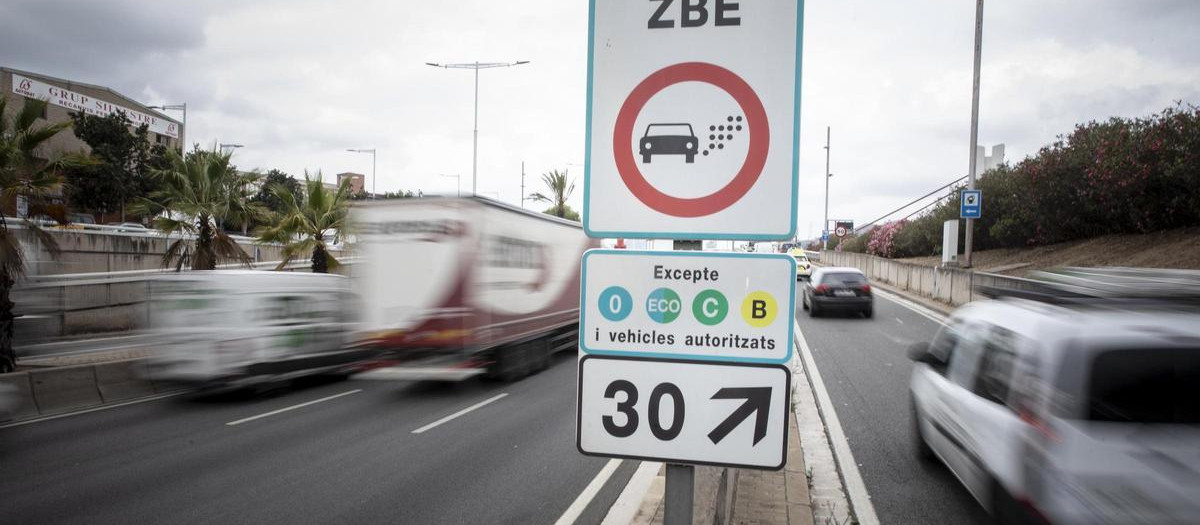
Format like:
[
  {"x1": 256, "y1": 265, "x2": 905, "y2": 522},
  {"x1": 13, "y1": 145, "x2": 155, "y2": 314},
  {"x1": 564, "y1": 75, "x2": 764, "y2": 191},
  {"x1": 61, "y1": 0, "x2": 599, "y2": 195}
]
[
  {"x1": 580, "y1": 249, "x2": 794, "y2": 364},
  {"x1": 11, "y1": 74, "x2": 180, "y2": 138},
  {"x1": 577, "y1": 356, "x2": 790, "y2": 470},
  {"x1": 583, "y1": 0, "x2": 802, "y2": 240}
]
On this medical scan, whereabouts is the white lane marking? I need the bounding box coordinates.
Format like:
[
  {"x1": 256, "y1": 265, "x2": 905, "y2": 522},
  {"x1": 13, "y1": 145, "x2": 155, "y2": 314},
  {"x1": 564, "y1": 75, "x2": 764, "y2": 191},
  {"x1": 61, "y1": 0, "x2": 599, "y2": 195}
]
[
  {"x1": 410, "y1": 392, "x2": 509, "y2": 434},
  {"x1": 794, "y1": 320, "x2": 881, "y2": 525},
  {"x1": 555, "y1": 458, "x2": 623, "y2": 525},
  {"x1": 601, "y1": 461, "x2": 661, "y2": 525},
  {"x1": 873, "y1": 288, "x2": 947, "y2": 325},
  {"x1": 226, "y1": 389, "x2": 362, "y2": 426},
  {"x1": 894, "y1": 317, "x2": 904, "y2": 325},
  {"x1": 0, "y1": 391, "x2": 182, "y2": 429}
]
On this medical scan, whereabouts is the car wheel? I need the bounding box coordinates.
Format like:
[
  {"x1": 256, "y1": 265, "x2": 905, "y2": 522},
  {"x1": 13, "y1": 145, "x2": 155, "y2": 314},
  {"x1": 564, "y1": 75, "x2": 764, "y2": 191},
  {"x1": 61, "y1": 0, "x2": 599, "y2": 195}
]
[
  {"x1": 863, "y1": 306, "x2": 873, "y2": 319},
  {"x1": 802, "y1": 294, "x2": 809, "y2": 311},
  {"x1": 809, "y1": 300, "x2": 820, "y2": 317},
  {"x1": 911, "y1": 399, "x2": 936, "y2": 462}
]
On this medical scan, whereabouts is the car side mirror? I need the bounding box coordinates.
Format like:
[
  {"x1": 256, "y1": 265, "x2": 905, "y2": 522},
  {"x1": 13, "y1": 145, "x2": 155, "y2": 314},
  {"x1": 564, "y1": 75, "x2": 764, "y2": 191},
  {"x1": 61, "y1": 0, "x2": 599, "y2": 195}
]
[{"x1": 906, "y1": 342, "x2": 944, "y2": 366}]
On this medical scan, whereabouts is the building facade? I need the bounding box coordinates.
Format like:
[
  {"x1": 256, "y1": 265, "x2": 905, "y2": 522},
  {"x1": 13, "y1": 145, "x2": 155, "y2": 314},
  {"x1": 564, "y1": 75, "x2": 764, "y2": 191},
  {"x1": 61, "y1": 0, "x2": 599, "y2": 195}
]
[
  {"x1": 336, "y1": 172, "x2": 366, "y2": 195},
  {"x1": 2, "y1": 67, "x2": 184, "y2": 156}
]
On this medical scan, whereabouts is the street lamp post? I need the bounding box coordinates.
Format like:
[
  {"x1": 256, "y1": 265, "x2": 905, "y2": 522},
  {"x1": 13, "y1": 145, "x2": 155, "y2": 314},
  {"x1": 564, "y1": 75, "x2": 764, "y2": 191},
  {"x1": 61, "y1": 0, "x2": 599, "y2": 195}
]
[
  {"x1": 440, "y1": 174, "x2": 461, "y2": 197},
  {"x1": 425, "y1": 60, "x2": 530, "y2": 196},
  {"x1": 346, "y1": 148, "x2": 377, "y2": 199},
  {"x1": 963, "y1": 0, "x2": 985, "y2": 268},
  {"x1": 219, "y1": 143, "x2": 244, "y2": 153},
  {"x1": 822, "y1": 126, "x2": 832, "y2": 250},
  {"x1": 148, "y1": 103, "x2": 187, "y2": 153}
]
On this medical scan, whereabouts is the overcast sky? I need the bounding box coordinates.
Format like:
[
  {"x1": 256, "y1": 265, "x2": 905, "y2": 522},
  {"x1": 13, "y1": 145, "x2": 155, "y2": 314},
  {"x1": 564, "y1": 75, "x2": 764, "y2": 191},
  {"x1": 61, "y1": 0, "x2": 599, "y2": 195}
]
[{"x1": 3, "y1": 0, "x2": 1198, "y2": 240}]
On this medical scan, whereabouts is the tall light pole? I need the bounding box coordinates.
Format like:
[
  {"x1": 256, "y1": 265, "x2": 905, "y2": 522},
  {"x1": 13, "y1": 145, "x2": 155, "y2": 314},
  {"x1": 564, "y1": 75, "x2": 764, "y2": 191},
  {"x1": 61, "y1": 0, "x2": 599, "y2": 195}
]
[
  {"x1": 425, "y1": 60, "x2": 530, "y2": 196},
  {"x1": 822, "y1": 126, "x2": 832, "y2": 250},
  {"x1": 219, "y1": 143, "x2": 243, "y2": 153},
  {"x1": 963, "y1": 0, "x2": 984, "y2": 268},
  {"x1": 441, "y1": 174, "x2": 461, "y2": 197},
  {"x1": 148, "y1": 103, "x2": 186, "y2": 153},
  {"x1": 346, "y1": 148, "x2": 377, "y2": 199}
]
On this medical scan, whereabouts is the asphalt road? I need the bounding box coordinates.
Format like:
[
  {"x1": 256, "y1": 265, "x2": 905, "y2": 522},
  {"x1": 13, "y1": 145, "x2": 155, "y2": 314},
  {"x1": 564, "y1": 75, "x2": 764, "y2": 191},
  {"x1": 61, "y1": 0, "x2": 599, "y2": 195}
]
[
  {"x1": 795, "y1": 287, "x2": 989, "y2": 524},
  {"x1": 0, "y1": 352, "x2": 635, "y2": 525}
]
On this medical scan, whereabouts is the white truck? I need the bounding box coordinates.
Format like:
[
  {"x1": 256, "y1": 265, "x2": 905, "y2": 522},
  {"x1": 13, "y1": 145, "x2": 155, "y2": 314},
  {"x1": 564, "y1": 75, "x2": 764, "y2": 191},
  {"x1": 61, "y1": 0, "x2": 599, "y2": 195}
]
[{"x1": 351, "y1": 197, "x2": 597, "y2": 381}]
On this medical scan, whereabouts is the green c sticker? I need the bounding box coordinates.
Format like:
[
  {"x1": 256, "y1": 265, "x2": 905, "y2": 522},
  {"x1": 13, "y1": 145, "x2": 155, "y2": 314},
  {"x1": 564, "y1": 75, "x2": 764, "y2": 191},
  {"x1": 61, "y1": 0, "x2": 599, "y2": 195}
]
[{"x1": 692, "y1": 289, "x2": 728, "y2": 326}]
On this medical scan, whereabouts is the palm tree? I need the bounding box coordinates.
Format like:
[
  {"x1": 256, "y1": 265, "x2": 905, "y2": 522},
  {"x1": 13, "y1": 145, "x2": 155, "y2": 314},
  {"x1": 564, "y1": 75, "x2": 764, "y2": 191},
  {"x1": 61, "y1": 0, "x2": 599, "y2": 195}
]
[
  {"x1": 256, "y1": 171, "x2": 350, "y2": 273},
  {"x1": 136, "y1": 146, "x2": 264, "y2": 271},
  {"x1": 0, "y1": 98, "x2": 80, "y2": 372},
  {"x1": 528, "y1": 169, "x2": 579, "y2": 220}
]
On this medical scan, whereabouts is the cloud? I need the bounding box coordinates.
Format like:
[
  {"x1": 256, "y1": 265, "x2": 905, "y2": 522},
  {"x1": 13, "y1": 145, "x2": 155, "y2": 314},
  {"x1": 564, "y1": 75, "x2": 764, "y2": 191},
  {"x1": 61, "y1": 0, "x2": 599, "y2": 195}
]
[{"x1": 1, "y1": 0, "x2": 1197, "y2": 240}]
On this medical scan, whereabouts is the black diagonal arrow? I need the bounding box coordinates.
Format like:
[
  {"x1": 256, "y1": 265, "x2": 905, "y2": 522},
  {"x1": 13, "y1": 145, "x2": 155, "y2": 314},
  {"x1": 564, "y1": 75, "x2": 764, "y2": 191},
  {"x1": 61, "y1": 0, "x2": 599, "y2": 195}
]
[{"x1": 707, "y1": 387, "x2": 772, "y2": 445}]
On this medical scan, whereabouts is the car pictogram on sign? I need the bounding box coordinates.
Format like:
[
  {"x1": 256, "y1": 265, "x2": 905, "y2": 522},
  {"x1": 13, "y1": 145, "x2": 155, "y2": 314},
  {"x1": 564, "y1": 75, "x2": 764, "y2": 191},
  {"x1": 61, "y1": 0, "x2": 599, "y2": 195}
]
[{"x1": 640, "y1": 123, "x2": 698, "y2": 164}]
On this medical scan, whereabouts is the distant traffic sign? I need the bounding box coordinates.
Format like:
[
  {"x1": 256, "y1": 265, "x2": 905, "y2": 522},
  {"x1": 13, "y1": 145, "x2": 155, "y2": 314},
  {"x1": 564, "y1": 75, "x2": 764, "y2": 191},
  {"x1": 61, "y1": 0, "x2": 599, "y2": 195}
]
[
  {"x1": 580, "y1": 249, "x2": 795, "y2": 364},
  {"x1": 583, "y1": 0, "x2": 803, "y2": 240},
  {"x1": 960, "y1": 189, "x2": 982, "y2": 219},
  {"x1": 577, "y1": 356, "x2": 790, "y2": 470},
  {"x1": 834, "y1": 221, "x2": 853, "y2": 238}
]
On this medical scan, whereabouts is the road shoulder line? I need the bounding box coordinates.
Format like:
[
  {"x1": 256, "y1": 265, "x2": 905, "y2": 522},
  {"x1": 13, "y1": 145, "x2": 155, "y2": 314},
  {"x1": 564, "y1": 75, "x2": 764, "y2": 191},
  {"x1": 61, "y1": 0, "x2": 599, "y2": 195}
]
[
  {"x1": 872, "y1": 287, "x2": 949, "y2": 325},
  {"x1": 793, "y1": 320, "x2": 880, "y2": 525},
  {"x1": 555, "y1": 458, "x2": 623, "y2": 525}
]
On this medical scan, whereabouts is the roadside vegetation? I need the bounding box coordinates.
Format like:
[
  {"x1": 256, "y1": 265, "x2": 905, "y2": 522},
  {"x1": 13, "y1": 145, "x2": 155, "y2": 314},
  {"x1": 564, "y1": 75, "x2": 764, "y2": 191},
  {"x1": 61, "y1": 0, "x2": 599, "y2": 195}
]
[
  {"x1": 835, "y1": 103, "x2": 1200, "y2": 259},
  {"x1": 255, "y1": 172, "x2": 351, "y2": 273}
]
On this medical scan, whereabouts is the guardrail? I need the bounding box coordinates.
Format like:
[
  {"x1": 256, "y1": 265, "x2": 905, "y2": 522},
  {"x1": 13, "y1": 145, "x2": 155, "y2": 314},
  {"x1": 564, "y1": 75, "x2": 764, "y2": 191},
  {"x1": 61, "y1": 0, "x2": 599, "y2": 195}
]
[
  {"x1": 14, "y1": 257, "x2": 360, "y2": 345},
  {"x1": 818, "y1": 250, "x2": 1035, "y2": 308}
]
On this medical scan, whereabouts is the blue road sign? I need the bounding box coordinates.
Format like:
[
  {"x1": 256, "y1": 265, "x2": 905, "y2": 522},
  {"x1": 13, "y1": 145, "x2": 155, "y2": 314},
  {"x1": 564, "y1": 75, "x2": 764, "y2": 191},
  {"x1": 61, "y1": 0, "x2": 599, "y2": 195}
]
[
  {"x1": 960, "y1": 190, "x2": 982, "y2": 219},
  {"x1": 821, "y1": 231, "x2": 829, "y2": 242}
]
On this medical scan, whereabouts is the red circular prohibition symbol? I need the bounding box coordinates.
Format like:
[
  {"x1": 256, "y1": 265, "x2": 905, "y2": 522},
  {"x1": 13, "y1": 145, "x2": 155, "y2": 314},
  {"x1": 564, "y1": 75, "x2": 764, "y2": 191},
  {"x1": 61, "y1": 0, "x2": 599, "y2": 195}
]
[{"x1": 613, "y1": 62, "x2": 769, "y2": 218}]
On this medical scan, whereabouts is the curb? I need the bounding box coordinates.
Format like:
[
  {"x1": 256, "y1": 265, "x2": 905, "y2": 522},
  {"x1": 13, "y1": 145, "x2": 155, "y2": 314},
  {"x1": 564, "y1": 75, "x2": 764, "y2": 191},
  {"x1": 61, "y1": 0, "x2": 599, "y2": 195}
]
[{"x1": 0, "y1": 358, "x2": 165, "y2": 424}]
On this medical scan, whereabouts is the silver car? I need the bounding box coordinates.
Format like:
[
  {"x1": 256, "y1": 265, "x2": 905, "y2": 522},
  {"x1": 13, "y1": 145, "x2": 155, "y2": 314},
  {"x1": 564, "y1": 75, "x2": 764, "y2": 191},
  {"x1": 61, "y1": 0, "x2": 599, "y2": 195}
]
[{"x1": 908, "y1": 269, "x2": 1200, "y2": 524}]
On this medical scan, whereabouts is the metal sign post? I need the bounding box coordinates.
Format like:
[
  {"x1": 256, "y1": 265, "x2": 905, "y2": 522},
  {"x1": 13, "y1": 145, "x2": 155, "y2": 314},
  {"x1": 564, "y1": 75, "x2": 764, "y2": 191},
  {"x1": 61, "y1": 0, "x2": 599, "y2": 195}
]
[{"x1": 579, "y1": 1, "x2": 804, "y2": 522}]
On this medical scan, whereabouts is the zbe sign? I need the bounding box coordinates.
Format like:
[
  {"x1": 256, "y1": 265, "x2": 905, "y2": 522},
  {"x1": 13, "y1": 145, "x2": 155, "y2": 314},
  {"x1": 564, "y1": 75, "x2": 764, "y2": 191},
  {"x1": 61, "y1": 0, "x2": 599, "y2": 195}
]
[{"x1": 583, "y1": 0, "x2": 803, "y2": 240}]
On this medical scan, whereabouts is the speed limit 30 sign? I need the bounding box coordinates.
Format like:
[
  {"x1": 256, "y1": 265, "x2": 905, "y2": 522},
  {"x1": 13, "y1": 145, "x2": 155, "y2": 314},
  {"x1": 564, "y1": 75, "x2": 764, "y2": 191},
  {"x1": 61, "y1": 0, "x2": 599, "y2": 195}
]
[
  {"x1": 578, "y1": 356, "x2": 790, "y2": 469},
  {"x1": 583, "y1": 0, "x2": 803, "y2": 240}
]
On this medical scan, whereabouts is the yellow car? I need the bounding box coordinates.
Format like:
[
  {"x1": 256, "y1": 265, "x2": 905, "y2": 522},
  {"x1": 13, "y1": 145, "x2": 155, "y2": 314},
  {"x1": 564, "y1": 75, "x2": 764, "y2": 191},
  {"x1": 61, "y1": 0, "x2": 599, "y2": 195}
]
[{"x1": 789, "y1": 249, "x2": 812, "y2": 280}]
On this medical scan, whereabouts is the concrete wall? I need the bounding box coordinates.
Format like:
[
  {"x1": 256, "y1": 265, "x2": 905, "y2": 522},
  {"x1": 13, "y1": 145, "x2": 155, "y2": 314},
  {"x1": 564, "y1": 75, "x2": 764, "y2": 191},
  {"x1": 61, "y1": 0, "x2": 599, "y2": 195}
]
[
  {"x1": 819, "y1": 250, "x2": 1029, "y2": 308},
  {"x1": 21, "y1": 226, "x2": 296, "y2": 276}
]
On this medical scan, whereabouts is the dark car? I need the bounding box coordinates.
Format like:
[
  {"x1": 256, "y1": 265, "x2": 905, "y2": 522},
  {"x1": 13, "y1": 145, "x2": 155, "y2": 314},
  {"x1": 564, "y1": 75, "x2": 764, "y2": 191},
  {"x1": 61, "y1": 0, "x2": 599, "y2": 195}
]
[
  {"x1": 802, "y1": 267, "x2": 873, "y2": 318},
  {"x1": 640, "y1": 123, "x2": 698, "y2": 163}
]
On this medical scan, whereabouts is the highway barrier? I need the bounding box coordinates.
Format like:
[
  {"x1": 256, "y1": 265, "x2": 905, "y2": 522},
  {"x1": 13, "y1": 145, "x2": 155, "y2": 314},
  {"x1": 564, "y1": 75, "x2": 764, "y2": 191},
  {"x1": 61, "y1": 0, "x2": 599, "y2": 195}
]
[
  {"x1": 0, "y1": 372, "x2": 39, "y2": 421},
  {"x1": 1, "y1": 359, "x2": 164, "y2": 422},
  {"x1": 820, "y1": 250, "x2": 1033, "y2": 308}
]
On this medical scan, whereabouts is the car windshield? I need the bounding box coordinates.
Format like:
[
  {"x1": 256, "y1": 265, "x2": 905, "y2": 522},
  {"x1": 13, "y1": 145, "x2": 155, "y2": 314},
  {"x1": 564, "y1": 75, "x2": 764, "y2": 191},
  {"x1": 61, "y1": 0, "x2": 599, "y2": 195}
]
[
  {"x1": 645, "y1": 124, "x2": 692, "y2": 136},
  {"x1": 793, "y1": 255, "x2": 807, "y2": 262},
  {"x1": 1084, "y1": 348, "x2": 1200, "y2": 424}
]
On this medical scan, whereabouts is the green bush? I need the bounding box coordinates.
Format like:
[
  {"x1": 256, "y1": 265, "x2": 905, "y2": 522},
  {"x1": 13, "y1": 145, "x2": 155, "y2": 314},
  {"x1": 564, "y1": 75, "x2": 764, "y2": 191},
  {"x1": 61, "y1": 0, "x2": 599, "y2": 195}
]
[{"x1": 878, "y1": 102, "x2": 1200, "y2": 257}]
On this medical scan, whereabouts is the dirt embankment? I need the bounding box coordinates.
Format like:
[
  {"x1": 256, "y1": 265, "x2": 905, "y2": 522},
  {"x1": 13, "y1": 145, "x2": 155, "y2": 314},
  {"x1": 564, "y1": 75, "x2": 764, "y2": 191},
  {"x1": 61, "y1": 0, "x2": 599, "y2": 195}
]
[{"x1": 897, "y1": 227, "x2": 1200, "y2": 277}]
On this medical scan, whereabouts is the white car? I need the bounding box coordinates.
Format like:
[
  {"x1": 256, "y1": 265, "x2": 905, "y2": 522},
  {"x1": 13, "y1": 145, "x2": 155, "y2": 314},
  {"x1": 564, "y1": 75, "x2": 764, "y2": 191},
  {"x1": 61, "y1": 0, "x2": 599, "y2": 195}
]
[
  {"x1": 908, "y1": 269, "x2": 1200, "y2": 524},
  {"x1": 789, "y1": 250, "x2": 812, "y2": 279}
]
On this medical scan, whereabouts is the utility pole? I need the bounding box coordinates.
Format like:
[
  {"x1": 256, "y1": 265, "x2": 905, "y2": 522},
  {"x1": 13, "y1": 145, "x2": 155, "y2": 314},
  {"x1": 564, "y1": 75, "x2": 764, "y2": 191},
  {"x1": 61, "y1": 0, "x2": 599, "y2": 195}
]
[
  {"x1": 963, "y1": 0, "x2": 984, "y2": 268},
  {"x1": 822, "y1": 126, "x2": 831, "y2": 250},
  {"x1": 520, "y1": 161, "x2": 526, "y2": 208}
]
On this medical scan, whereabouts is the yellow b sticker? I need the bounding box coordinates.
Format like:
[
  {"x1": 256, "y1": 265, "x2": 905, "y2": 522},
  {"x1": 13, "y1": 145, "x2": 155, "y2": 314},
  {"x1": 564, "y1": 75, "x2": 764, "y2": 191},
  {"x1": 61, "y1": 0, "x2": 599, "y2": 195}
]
[{"x1": 740, "y1": 291, "x2": 777, "y2": 328}]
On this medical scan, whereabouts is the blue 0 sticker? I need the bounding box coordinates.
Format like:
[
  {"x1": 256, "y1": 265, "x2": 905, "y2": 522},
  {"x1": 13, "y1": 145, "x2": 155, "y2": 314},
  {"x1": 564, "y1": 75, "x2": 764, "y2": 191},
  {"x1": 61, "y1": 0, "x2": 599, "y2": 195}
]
[{"x1": 598, "y1": 286, "x2": 633, "y2": 321}]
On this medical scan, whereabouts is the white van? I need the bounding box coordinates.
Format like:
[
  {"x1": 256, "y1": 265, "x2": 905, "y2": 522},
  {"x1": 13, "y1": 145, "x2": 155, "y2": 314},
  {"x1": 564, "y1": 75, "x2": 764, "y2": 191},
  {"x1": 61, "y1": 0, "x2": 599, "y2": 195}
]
[{"x1": 144, "y1": 271, "x2": 370, "y2": 391}]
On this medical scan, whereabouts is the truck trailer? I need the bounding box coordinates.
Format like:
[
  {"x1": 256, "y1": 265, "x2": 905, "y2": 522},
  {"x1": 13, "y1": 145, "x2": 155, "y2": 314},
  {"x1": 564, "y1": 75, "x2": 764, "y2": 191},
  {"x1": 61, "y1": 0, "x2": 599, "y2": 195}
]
[{"x1": 351, "y1": 197, "x2": 597, "y2": 381}]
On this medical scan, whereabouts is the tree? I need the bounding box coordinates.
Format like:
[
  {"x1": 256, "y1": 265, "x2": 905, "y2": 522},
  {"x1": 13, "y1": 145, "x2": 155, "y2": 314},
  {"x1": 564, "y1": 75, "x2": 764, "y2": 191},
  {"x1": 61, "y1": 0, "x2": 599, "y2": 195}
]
[
  {"x1": 135, "y1": 146, "x2": 265, "y2": 271},
  {"x1": 256, "y1": 171, "x2": 350, "y2": 273},
  {"x1": 251, "y1": 169, "x2": 302, "y2": 214},
  {"x1": 64, "y1": 111, "x2": 168, "y2": 220},
  {"x1": 528, "y1": 169, "x2": 580, "y2": 221},
  {"x1": 0, "y1": 98, "x2": 82, "y2": 372}
]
